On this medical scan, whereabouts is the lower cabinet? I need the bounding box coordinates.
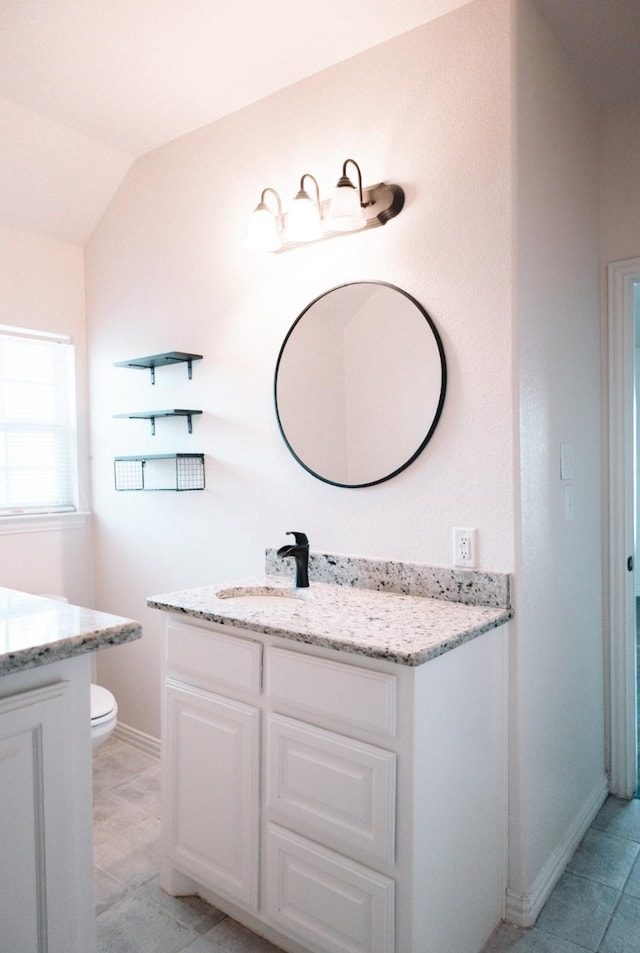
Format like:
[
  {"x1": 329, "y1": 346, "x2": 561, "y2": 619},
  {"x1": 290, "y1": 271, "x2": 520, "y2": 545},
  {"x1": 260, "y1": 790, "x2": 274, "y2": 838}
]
[
  {"x1": 264, "y1": 824, "x2": 395, "y2": 953},
  {"x1": 160, "y1": 615, "x2": 507, "y2": 953},
  {"x1": 163, "y1": 680, "x2": 260, "y2": 909},
  {"x1": 266, "y1": 713, "x2": 396, "y2": 865},
  {"x1": 0, "y1": 657, "x2": 96, "y2": 953}
]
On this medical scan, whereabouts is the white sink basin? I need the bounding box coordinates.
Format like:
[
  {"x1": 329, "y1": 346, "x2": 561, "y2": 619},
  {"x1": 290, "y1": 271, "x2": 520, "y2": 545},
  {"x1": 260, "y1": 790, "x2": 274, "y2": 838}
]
[{"x1": 215, "y1": 585, "x2": 312, "y2": 609}]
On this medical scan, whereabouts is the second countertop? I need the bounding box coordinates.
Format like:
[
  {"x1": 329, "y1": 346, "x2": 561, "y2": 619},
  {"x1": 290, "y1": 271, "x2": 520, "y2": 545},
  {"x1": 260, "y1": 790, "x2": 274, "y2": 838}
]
[{"x1": 0, "y1": 588, "x2": 142, "y2": 675}]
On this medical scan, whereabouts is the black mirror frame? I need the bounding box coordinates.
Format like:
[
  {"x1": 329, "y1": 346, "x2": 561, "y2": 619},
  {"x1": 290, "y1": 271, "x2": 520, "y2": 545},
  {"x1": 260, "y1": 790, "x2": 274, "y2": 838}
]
[{"x1": 274, "y1": 281, "x2": 447, "y2": 488}]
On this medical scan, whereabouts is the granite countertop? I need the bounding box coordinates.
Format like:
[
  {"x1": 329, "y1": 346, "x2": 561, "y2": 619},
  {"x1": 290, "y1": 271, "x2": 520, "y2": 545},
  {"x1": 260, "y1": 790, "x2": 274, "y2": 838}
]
[
  {"x1": 147, "y1": 575, "x2": 512, "y2": 666},
  {"x1": 0, "y1": 588, "x2": 142, "y2": 675}
]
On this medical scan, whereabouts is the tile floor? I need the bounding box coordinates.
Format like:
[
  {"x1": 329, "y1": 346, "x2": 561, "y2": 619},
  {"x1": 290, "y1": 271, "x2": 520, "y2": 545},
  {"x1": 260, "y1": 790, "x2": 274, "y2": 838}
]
[
  {"x1": 93, "y1": 737, "x2": 283, "y2": 953},
  {"x1": 94, "y1": 738, "x2": 640, "y2": 953},
  {"x1": 481, "y1": 797, "x2": 640, "y2": 953}
]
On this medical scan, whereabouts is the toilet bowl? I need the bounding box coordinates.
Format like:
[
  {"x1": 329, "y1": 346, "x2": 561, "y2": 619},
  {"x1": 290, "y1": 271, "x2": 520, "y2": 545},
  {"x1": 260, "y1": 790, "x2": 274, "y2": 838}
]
[
  {"x1": 91, "y1": 683, "x2": 117, "y2": 750},
  {"x1": 38, "y1": 596, "x2": 118, "y2": 751}
]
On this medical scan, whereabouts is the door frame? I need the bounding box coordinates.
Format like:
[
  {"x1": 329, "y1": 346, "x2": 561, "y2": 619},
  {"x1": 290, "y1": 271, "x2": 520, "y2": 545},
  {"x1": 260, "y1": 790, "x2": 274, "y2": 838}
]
[{"x1": 607, "y1": 257, "x2": 639, "y2": 798}]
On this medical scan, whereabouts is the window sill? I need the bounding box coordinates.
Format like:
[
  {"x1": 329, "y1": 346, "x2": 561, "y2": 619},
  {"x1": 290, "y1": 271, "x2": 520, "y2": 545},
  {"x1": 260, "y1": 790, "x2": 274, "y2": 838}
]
[{"x1": 0, "y1": 511, "x2": 91, "y2": 536}]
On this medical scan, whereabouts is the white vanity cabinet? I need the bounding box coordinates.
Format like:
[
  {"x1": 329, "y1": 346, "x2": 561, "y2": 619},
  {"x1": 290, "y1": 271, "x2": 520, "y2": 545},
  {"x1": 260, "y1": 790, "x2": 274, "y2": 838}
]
[
  {"x1": 0, "y1": 587, "x2": 141, "y2": 953},
  {"x1": 0, "y1": 656, "x2": 96, "y2": 953},
  {"x1": 160, "y1": 612, "x2": 508, "y2": 953},
  {"x1": 263, "y1": 647, "x2": 397, "y2": 953},
  {"x1": 162, "y1": 620, "x2": 262, "y2": 909}
]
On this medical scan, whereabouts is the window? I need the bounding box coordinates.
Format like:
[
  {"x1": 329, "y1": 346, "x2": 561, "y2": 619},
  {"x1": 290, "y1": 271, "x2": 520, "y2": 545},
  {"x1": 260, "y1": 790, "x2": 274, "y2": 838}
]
[{"x1": 0, "y1": 327, "x2": 77, "y2": 515}]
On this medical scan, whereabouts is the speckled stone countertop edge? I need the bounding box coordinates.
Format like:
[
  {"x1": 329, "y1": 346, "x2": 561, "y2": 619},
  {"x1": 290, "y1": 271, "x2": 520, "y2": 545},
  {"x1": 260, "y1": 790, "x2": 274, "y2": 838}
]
[
  {"x1": 147, "y1": 597, "x2": 511, "y2": 667},
  {"x1": 0, "y1": 622, "x2": 142, "y2": 676},
  {"x1": 265, "y1": 548, "x2": 510, "y2": 608},
  {"x1": 0, "y1": 588, "x2": 142, "y2": 676},
  {"x1": 147, "y1": 577, "x2": 512, "y2": 668}
]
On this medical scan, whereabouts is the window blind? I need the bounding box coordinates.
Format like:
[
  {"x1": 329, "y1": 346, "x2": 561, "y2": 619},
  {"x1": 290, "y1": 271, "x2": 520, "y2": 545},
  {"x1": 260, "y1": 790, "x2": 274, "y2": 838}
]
[{"x1": 0, "y1": 329, "x2": 77, "y2": 515}]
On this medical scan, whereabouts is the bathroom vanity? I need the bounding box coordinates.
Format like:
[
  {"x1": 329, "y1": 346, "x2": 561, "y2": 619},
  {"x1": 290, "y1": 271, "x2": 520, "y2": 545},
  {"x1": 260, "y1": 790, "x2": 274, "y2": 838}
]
[
  {"x1": 149, "y1": 555, "x2": 511, "y2": 953},
  {"x1": 0, "y1": 588, "x2": 141, "y2": 953}
]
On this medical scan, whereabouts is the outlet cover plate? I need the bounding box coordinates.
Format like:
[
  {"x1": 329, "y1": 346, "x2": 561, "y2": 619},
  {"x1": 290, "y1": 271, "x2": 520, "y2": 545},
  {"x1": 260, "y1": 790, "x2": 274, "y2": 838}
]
[{"x1": 454, "y1": 528, "x2": 477, "y2": 568}]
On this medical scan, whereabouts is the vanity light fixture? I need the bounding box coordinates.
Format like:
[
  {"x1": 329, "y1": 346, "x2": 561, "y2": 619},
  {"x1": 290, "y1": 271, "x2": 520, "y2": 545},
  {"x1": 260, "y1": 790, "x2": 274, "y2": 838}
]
[
  {"x1": 245, "y1": 158, "x2": 404, "y2": 253},
  {"x1": 287, "y1": 174, "x2": 323, "y2": 243},
  {"x1": 328, "y1": 159, "x2": 367, "y2": 232},
  {"x1": 244, "y1": 187, "x2": 283, "y2": 252}
]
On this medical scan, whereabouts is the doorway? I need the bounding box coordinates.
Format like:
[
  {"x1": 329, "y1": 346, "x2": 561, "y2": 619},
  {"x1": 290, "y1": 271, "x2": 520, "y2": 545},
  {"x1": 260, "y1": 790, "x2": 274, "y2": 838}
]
[
  {"x1": 608, "y1": 257, "x2": 640, "y2": 798},
  {"x1": 635, "y1": 283, "x2": 640, "y2": 798}
]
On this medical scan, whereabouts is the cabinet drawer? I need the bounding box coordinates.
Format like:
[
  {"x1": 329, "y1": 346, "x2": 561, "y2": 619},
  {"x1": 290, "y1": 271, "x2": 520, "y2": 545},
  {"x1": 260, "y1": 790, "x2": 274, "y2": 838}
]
[
  {"x1": 165, "y1": 621, "x2": 261, "y2": 696},
  {"x1": 267, "y1": 714, "x2": 396, "y2": 864},
  {"x1": 265, "y1": 824, "x2": 395, "y2": 953},
  {"x1": 266, "y1": 647, "x2": 396, "y2": 736}
]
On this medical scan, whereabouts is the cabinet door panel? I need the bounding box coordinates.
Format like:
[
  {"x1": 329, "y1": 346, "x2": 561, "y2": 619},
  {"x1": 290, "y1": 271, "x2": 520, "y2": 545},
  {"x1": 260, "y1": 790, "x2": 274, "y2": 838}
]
[
  {"x1": 266, "y1": 647, "x2": 396, "y2": 736},
  {"x1": 265, "y1": 824, "x2": 395, "y2": 953},
  {"x1": 0, "y1": 724, "x2": 43, "y2": 953},
  {"x1": 164, "y1": 681, "x2": 260, "y2": 909},
  {"x1": 0, "y1": 681, "x2": 77, "y2": 953},
  {"x1": 267, "y1": 714, "x2": 396, "y2": 864}
]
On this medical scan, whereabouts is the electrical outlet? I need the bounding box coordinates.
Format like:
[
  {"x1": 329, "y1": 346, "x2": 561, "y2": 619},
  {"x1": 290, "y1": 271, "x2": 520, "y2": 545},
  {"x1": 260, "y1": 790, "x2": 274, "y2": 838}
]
[{"x1": 454, "y1": 528, "x2": 477, "y2": 568}]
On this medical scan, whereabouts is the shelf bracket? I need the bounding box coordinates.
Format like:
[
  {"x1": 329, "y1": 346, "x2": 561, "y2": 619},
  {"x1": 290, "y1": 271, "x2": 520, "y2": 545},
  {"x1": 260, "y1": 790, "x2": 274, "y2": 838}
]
[
  {"x1": 146, "y1": 413, "x2": 195, "y2": 435},
  {"x1": 148, "y1": 361, "x2": 192, "y2": 383},
  {"x1": 114, "y1": 408, "x2": 201, "y2": 434}
]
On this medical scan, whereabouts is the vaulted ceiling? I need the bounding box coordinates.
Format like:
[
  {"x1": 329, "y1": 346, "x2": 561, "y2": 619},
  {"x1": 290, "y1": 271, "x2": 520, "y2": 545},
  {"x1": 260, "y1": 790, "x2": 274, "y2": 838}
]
[{"x1": 0, "y1": 0, "x2": 638, "y2": 246}]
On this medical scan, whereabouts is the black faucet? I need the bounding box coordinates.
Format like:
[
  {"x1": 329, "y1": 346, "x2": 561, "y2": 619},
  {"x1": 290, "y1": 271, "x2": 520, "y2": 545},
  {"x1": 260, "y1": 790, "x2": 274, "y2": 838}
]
[{"x1": 276, "y1": 531, "x2": 310, "y2": 588}]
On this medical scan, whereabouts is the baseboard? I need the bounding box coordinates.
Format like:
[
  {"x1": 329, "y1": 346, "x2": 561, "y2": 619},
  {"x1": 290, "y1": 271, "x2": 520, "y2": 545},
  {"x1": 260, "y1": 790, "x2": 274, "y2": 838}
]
[
  {"x1": 112, "y1": 721, "x2": 161, "y2": 759},
  {"x1": 505, "y1": 775, "x2": 609, "y2": 927}
]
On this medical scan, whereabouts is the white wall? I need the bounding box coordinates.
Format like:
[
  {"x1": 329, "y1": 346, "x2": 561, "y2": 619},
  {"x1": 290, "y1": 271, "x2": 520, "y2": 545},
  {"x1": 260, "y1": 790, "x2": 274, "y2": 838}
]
[
  {"x1": 511, "y1": 0, "x2": 604, "y2": 915},
  {"x1": 600, "y1": 103, "x2": 640, "y2": 267},
  {"x1": 86, "y1": 0, "x2": 514, "y2": 739},
  {"x1": 0, "y1": 225, "x2": 93, "y2": 604},
  {"x1": 84, "y1": 0, "x2": 608, "y2": 930}
]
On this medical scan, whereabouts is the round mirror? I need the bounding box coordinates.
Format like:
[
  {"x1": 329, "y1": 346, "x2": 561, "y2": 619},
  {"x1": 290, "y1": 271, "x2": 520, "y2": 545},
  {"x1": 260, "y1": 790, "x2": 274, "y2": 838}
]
[{"x1": 274, "y1": 281, "x2": 446, "y2": 488}]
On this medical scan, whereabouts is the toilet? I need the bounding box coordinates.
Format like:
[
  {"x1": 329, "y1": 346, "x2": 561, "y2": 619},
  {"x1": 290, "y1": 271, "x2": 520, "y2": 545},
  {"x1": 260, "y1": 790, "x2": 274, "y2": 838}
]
[{"x1": 91, "y1": 683, "x2": 118, "y2": 750}]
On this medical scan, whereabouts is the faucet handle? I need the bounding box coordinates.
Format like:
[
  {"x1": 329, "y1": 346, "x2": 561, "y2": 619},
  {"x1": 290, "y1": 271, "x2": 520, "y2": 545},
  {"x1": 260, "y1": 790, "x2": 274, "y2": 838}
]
[{"x1": 286, "y1": 531, "x2": 309, "y2": 546}]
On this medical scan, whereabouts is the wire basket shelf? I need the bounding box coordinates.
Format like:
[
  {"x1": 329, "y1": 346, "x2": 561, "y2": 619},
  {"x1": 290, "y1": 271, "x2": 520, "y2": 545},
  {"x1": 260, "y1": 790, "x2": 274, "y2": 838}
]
[{"x1": 114, "y1": 454, "x2": 205, "y2": 492}]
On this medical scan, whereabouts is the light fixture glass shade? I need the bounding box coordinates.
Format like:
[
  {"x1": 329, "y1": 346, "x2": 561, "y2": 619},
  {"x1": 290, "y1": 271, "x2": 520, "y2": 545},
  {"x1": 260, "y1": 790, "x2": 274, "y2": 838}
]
[
  {"x1": 244, "y1": 203, "x2": 281, "y2": 252},
  {"x1": 287, "y1": 190, "x2": 323, "y2": 242},
  {"x1": 328, "y1": 182, "x2": 366, "y2": 232}
]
